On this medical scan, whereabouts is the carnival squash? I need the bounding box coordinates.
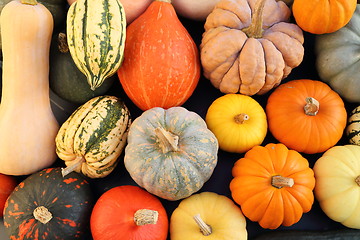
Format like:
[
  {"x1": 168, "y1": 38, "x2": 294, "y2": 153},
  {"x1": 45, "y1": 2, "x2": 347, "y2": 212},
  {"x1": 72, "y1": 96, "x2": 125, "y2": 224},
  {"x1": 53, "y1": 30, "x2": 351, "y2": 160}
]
[
  {"x1": 293, "y1": 0, "x2": 356, "y2": 34},
  {"x1": 230, "y1": 143, "x2": 316, "y2": 229},
  {"x1": 0, "y1": 173, "x2": 17, "y2": 217},
  {"x1": 3, "y1": 168, "x2": 94, "y2": 239},
  {"x1": 124, "y1": 107, "x2": 218, "y2": 201},
  {"x1": 200, "y1": 0, "x2": 304, "y2": 95},
  {"x1": 67, "y1": 0, "x2": 126, "y2": 90},
  {"x1": 56, "y1": 95, "x2": 131, "y2": 179},
  {"x1": 205, "y1": 93, "x2": 267, "y2": 153},
  {"x1": 170, "y1": 192, "x2": 247, "y2": 240},
  {"x1": 117, "y1": 0, "x2": 200, "y2": 111},
  {"x1": 347, "y1": 106, "x2": 360, "y2": 145},
  {"x1": 315, "y1": 5, "x2": 360, "y2": 103},
  {"x1": 91, "y1": 185, "x2": 169, "y2": 240},
  {"x1": 314, "y1": 145, "x2": 360, "y2": 229},
  {"x1": 266, "y1": 79, "x2": 347, "y2": 154},
  {"x1": 0, "y1": 0, "x2": 59, "y2": 175}
]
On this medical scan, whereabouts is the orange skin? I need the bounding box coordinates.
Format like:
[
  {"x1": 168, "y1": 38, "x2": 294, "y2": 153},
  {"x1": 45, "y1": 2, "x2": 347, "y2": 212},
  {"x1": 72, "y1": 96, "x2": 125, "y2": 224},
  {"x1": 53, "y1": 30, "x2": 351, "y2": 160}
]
[{"x1": 0, "y1": 174, "x2": 17, "y2": 217}]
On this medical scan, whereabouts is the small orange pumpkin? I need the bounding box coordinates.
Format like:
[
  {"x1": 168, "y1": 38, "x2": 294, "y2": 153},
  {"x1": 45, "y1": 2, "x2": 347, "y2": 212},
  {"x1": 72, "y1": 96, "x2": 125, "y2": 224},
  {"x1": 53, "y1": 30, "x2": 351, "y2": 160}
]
[
  {"x1": 230, "y1": 143, "x2": 316, "y2": 229},
  {"x1": 266, "y1": 79, "x2": 347, "y2": 154}
]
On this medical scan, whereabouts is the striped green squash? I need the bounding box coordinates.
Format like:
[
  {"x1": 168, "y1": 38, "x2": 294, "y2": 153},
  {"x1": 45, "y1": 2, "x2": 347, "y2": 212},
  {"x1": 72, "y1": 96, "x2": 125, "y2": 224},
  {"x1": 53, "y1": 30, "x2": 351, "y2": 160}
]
[
  {"x1": 55, "y1": 95, "x2": 131, "y2": 178},
  {"x1": 346, "y1": 106, "x2": 360, "y2": 145},
  {"x1": 66, "y1": 0, "x2": 126, "y2": 90}
]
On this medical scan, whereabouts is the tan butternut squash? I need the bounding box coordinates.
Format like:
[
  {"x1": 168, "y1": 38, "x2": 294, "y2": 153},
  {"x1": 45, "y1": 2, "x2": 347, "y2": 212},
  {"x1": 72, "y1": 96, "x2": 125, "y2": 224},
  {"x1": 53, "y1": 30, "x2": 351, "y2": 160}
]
[{"x1": 0, "y1": 0, "x2": 59, "y2": 175}]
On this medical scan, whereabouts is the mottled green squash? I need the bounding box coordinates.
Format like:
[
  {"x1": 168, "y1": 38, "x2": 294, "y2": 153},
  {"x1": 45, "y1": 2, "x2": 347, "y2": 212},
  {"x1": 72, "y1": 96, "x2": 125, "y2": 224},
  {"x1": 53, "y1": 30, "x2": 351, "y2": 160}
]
[{"x1": 124, "y1": 106, "x2": 219, "y2": 201}]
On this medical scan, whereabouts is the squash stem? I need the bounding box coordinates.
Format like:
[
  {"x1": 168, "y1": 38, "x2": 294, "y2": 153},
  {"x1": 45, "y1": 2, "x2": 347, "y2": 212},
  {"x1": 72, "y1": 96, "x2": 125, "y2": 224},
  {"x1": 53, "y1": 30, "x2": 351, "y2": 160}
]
[
  {"x1": 33, "y1": 206, "x2": 52, "y2": 224},
  {"x1": 271, "y1": 175, "x2": 294, "y2": 189},
  {"x1": 304, "y1": 97, "x2": 319, "y2": 116},
  {"x1": 134, "y1": 209, "x2": 159, "y2": 226},
  {"x1": 21, "y1": 0, "x2": 38, "y2": 5},
  {"x1": 242, "y1": 0, "x2": 266, "y2": 38},
  {"x1": 234, "y1": 113, "x2": 250, "y2": 124},
  {"x1": 61, "y1": 156, "x2": 85, "y2": 177},
  {"x1": 355, "y1": 176, "x2": 360, "y2": 186},
  {"x1": 193, "y1": 214, "x2": 212, "y2": 236},
  {"x1": 57, "y1": 32, "x2": 69, "y2": 53},
  {"x1": 155, "y1": 127, "x2": 179, "y2": 153}
]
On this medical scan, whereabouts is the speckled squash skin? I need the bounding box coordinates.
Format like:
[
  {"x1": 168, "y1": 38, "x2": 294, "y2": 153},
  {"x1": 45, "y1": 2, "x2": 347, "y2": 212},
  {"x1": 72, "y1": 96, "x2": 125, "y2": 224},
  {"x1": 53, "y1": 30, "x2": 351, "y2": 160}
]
[{"x1": 124, "y1": 107, "x2": 219, "y2": 201}]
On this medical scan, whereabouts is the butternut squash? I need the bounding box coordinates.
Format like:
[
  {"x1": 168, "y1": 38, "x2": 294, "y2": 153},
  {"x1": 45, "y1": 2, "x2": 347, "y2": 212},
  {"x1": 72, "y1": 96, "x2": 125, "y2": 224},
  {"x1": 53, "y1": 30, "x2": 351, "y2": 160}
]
[{"x1": 0, "y1": 0, "x2": 59, "y2": 175}]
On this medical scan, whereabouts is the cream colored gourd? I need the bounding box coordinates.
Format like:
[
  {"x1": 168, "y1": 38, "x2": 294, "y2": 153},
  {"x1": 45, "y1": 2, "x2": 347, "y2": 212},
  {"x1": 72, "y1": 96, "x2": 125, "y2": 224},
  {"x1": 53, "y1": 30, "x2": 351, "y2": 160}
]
[{"x1": 0, "y1": 0, "x2": 59, "y2": 175}]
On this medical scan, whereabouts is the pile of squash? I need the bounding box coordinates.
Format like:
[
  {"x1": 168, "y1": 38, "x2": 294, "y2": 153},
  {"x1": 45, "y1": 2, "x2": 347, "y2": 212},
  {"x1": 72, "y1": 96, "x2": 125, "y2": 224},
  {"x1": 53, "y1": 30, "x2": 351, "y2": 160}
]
[{"x1": 1, "y1": 0, "x2": 360, "y2": 239}]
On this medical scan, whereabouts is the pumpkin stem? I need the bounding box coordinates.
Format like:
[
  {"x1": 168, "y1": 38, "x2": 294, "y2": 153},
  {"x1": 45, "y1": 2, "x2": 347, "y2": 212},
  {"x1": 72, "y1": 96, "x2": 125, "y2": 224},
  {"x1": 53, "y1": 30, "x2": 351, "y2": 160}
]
[
  {"x1": 57, "y1": 33, "x2": 69, "y2": 53},
  {"x1": 33, "y1": 206, "x2": 52, "y2": 224},
  {"x1": 271, "y1": 175, "x2": 294, "y2": 189},
  {"x1": 61, "y1": 156, "x2": 85, "y2": 177},
  {"x1": 234, "y1": 113, "x2": 250, "y2": 124},
  {"x1": 21, "y1": 0, "x2": 38, "y2": 5},
  {"x1": 155, "y1": 127, "x2": 179, "y2": 153},
  {"x1": 242, "y1": 0, "x2": 266, "y2": 38},
  {"x1": 304, "y1": 97, "x2": 319, "y2": 116},
  {"x1": 355, "y1": 176, "x2": 360, "y2": 186},
  {"x1": 134, "y1": 209, "x2": 159, "y2": 226},
  {"x1": 193, "y1": 214, "x2": 212, "y2": 236}
]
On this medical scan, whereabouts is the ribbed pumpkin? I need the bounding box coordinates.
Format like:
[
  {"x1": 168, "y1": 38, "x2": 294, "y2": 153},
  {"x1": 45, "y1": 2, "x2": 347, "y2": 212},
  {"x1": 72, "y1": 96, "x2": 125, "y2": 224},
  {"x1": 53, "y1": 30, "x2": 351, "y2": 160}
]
[
  {"x1": 56, "y1": 95, "x2": 131, "y2": 178},
  {"x1": 66, "y1": 0, "x2": 126, "y2": 90},
  {"x1": 205, "y1": 94, "x2": 267, "y2": 153},
  {"x1": 347, "y1": 106, "x2": 360, "y2": 145},
  {"x1": 230, "y1": 143, "x2": 316, "y2": 229},
  {"x1": 200, "y1": 0, "x2": 304, "y2": 95},
  {"x1": 117, "y1": 0, "x2": 200, "y2": 111},
  {"x1": 266, "y1": 79, "x2": 347, "y2": 154},
  {"x1": 124, "y1": 107, "x2": 218, "y2": 201},
  {"x1": 3, "y1": 168, "x2": 94, "y2": 240},
  {"x1": 314, "y1": 145, "x2": 360, "y2": 229}
]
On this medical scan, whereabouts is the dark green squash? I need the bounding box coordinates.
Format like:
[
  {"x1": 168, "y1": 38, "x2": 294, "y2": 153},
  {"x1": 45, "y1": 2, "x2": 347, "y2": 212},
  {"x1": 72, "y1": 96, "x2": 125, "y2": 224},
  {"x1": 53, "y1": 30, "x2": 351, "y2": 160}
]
[
  {"x1": 50, "y1": 32, "x2": 115, "y2": 104},
  {"x1": 3, "y1": 167, "x2": 94, "y2": 240}
]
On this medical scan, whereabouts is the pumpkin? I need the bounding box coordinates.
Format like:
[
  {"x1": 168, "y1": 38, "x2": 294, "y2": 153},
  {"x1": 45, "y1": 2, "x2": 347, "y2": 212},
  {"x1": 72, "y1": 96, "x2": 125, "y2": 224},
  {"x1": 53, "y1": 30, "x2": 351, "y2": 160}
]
[
  {"x1": 230, "y1": 143, "x2": 316, "y2": 229},
  {"x1": 91, "y1": 185, "x2": 169, "y2": 240},
  {"x1": 170, "y1": 192, "x2": 247, "y2": 240},
  {"x1": 266, "y1": 79, "x2": 347, "y2": 154},
  {"x1": 124, "y1": 106, "x2": 218, "y2": 201},
  {"x1": 117, "y1": 0, "x2": 200, "y2": 111},
  {"x1": 347, "y1": 106, "x2": 360, "y2": 145},
  {"x1": 0, "y1": 0, "x2": 60, "y2": 175},
  {"x1": 3, "y1": 168, "x2": 94, "y2": 239},
  {"x1": 171, "y1": 0, "x2": 221, "y2": 21},
  {"x1": 56, "y1": 95, "x2": 131, "y2": 179},
  {"x1": 0, "y1": 173, "x2": 17, "y2": 217},
  {"x1": 292, "y1": 0, "x2": 357, "y2": 34},
  {"x1": 50, "y1": 32, "x2": 115, "y2": 104},
  {"x1": 313, "y1": 145, "x2": 360, "y2": 229},
  {"x1": 205, "y1": 93, "x2": 267, "y2": 153},
  {"x1": 67, "y1": 0, "x2": 126, "y2": 90},
  {"x1": 315, "y1": 5, "x2": 360, "y2": 103},
  {"x1": 200, "y1": 0, "x2": 304, "y2": 95}
]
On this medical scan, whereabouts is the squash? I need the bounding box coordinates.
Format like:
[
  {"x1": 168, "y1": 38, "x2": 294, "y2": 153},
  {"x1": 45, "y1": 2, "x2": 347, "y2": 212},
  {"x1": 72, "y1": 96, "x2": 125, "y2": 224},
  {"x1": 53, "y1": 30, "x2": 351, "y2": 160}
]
[
  {"x1": 292, "y1": 0, "x2": 357, "y2": 34},
  {"x1": 66, "y1": 0, "x2": 126, "y2": 90},
  {"x1": 315, "y1": 5, "x2": 360, "y2": 103},
  {"x1": 0, "y1": 173, "x2": 17, "y2": 217},
  {"x1": 124, "y1": 106, "x2": 219, "y2": 201},
  {"x1": 170, "y1": 192, "x2": 247, "y2": 240},
  {"x1": 230, "y1": 143, "x2": 316, "y2": 229},
  {"x1": 347, "y1": 106, "x2": 360, "y2": 145},
  {"x1": 266, "y1": 79, "x2": 347, "y2": 154},
  {"x1": 117, "y1": 0, "x2": 200, "y2": 111},
  {"x1": 254, "y1": 229, "x2": 360, "y2": 240},
  {"x1": 0, "y1": 0, "x2": 60, "y2": 175},
  {"x1": 200, "y1": 0, "x2": 304, "y2": 95},
  {"x1": 55, "y1": 95, "x2": 131, "y2": 179},
  {"x1": 50, "y1": 32, "x2": 115, "y2": 104},
  {"x1": 313, "y1": 145, "x2": 360, "y2": 229},
  {"x1": 205, "y1": 93, "x2": 267, "y2": 153},
  {"x1": 3, "y1": 168, "x2": 94, "y2": 239},
  {"x1": 91, "y1": 185, "x2": 169, "y2": 240},
  {"x1": 171, "y1": 0, "x2": 221, "y2": 21}
]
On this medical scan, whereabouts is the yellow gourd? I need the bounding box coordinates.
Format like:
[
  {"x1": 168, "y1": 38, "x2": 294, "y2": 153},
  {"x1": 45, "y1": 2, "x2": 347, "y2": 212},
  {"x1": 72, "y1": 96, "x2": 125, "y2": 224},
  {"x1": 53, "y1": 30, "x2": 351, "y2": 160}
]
[{"x1": 0, "y1": 0, "x2": 59, "y2": 175}]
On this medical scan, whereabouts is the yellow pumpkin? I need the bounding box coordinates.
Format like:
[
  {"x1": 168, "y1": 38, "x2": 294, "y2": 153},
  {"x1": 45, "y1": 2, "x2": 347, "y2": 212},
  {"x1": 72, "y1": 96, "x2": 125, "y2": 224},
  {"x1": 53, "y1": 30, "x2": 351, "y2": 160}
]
[
  {"x1": 170, "y1": 192, "x2": 247, "y2": 240},
  {"x1": 205, "y1": 94, "x2": 267, "y2": 153}
]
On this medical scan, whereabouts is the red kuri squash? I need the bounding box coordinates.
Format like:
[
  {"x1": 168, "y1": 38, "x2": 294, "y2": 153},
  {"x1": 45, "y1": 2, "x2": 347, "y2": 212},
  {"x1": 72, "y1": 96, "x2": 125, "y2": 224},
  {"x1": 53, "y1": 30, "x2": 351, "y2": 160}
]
[{"x1": 0, "y1": 173, "x2": 17, "y2": 217}]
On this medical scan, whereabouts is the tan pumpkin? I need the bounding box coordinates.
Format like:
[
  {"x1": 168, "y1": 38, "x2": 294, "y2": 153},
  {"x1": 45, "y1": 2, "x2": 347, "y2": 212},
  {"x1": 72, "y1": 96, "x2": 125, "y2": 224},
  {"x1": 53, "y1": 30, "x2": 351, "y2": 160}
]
[{"x1": 200, "y1": 0, "x2": 304, "y2": 95}]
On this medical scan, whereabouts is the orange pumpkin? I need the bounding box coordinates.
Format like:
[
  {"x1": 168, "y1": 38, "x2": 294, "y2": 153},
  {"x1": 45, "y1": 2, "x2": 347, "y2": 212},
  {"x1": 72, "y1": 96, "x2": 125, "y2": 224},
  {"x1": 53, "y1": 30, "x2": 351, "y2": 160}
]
[
  {"x1": 230, "y1": 143, "x2": 315, "y2": 229},
  {"x1": 117, "y1": 0, "x2": 200, "y2": 111},
  {"x1": 266, "y1": 79, "x2": 347, "y2": 154},
  {"x1": 292, "y1": 0, "x2": 357, "y2": 34}
]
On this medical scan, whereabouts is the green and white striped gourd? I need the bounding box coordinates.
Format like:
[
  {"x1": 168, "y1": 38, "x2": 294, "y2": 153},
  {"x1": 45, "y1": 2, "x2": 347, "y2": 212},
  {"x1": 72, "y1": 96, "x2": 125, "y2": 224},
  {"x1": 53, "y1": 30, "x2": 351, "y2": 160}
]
[
  {"x1": 347, "y1": 106, "x2": 360, "y2": 145},
  {"x1": 66, "y1": 0, "x2": 126, "y2": 90},
  {"x1": 55, "y1": 95, "x2": 131, "y2": 178}
]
